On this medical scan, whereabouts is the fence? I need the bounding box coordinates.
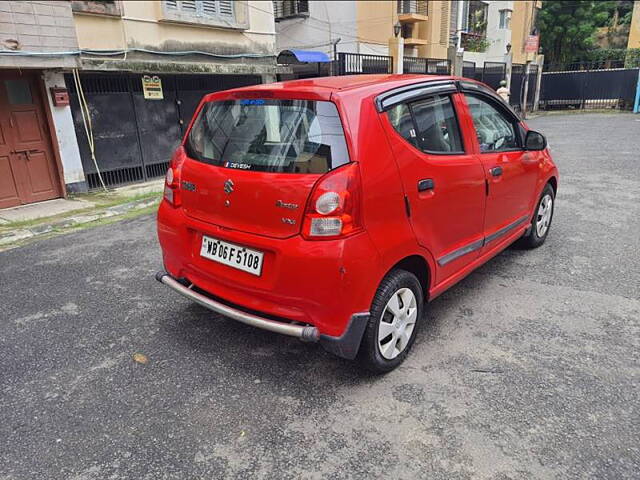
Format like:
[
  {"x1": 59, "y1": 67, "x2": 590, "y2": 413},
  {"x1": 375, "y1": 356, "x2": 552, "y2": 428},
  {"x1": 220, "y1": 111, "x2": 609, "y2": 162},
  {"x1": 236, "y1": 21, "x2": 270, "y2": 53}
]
[
  {"x1": 463, "y1": 61, "x2": 476, "y2": 79},
  {"x1": 545, "y1": 60, "x2": 627, "y2": 72},
  {"x1": 540, "y1": 67, "x2": 639, "y2": 110},
  {"x1": 66, "y1": 72, "x2": 260, "y2": 189},
  {"x1": 480, "y1": 62, "x2": 507, "y2": 90},
  {"x1": 335, "y1": 52, "x2": 392, "y2": 75},
  {"x1": 397, "y1": 0, "x2": 428, "y2": 15},
  {"x1": 334, "y1": 53, "x2": 448, "y2": 76},
  {"x1": 460, "y1": 61, "x2": 507, "y2": 90},
  {"x1": 403, "y1": 57, "x2": 450, "y2": 74},
  {"x1": 508, "y1": 64, "x2": 537, "y2": 111}
]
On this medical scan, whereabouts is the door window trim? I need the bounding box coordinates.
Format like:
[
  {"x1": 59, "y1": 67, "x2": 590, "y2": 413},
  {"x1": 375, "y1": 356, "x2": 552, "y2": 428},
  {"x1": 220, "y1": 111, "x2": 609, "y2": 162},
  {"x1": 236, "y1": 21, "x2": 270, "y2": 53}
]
[{"x1": 375, "y1": 80, "x2": 458, "y2": 112}]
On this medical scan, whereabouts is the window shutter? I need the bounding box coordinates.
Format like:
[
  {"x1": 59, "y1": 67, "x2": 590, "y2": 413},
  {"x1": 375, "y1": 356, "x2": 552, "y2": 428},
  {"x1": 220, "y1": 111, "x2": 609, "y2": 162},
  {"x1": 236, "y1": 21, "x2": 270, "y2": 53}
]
[
  {"x1": 201, "y1": 1, "x2": 217, "y2": 16},
  {"x1": 181, "y1": 0, "x2": 197, "y2": 13},
  {"x1": 461, "y1": 1, "x2": 469, "y2": 32},
  {"x1": 218, "y1": 1, "x2": 234, "y2": 17},
  {"x1": 167, "y1": 0, "x2": 234, "y2": 20},
  {"x1": 439, "y1": 1, "x2": 449, "y2": 46}
]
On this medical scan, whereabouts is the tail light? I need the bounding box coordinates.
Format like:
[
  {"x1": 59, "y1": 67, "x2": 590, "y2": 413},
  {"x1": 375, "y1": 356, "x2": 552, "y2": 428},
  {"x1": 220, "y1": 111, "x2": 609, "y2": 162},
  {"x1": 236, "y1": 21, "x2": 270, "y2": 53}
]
[
  {"x1": 164, "y1": 146, "x2": 186, "y2": 207},
  {"x1": 302, "y1": 162, "x2": 363, "y2": 240}
]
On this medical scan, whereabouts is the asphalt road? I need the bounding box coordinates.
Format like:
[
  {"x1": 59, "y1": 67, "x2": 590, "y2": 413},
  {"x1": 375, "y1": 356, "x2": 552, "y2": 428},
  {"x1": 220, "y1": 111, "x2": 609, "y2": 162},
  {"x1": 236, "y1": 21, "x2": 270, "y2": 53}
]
[{"x1": 1, "y1": 113, "x2": 639, "y2": 479}]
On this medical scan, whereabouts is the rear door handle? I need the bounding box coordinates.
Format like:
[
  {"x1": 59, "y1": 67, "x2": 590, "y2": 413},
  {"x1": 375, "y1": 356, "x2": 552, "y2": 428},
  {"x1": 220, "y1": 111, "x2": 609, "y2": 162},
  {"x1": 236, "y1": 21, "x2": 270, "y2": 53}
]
[
  {"x1": 489, "y1": 166, "x2": 503, "y2": 177},
  {"x1": 418, "y1": 178, "x2": 434, "y2": 192}
]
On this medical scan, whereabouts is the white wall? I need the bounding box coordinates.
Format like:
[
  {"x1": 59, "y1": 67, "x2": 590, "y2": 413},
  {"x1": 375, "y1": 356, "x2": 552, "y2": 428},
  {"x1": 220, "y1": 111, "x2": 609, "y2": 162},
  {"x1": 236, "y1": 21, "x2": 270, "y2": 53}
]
[
  {"x1": 359, "y1": 42, "x2": 389, "y2": 56},
  {"x1": 485, "y1": 0, "x2": 513, "y2": 61},
  {"x1": 275, "y1": 1, "x2": 358, "y2": 57},
  {"x1": 462, "y1": 0, "x2": 513, "y2": 64},
  {"x1": 43, "y1": 71, "x2": 85, "y2": 188}
]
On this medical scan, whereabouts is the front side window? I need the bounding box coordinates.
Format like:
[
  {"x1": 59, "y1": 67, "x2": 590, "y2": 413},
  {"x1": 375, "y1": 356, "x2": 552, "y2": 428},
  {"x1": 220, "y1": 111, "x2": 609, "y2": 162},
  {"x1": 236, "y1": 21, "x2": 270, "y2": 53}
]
[
  {"x1": 387, "y1": 95, "x2": 463, "y2": 154},
  {"x1": 465, "y1": 94, "x2": 519, "y2": 152},
  {"x1": 186, "y1": 99, "x2": 350, "y2": 174}
]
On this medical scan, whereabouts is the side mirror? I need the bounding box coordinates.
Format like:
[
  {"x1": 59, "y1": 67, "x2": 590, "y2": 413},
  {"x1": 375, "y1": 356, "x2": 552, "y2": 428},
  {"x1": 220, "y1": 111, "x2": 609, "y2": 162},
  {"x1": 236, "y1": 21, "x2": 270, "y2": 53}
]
[{"x1": 524, "y1": 130, "x2": 547, "y2": 151}]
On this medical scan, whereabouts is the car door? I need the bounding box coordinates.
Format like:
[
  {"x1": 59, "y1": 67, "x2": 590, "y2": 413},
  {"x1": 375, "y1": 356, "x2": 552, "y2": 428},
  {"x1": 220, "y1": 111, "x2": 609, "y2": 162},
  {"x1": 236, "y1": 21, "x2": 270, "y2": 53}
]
[
  {"x1": 461, "y1": 90, "x2": 539, "y2": 249},
  {"x1": 380, "y1": 88, "x2": 486, "y2": 285}
]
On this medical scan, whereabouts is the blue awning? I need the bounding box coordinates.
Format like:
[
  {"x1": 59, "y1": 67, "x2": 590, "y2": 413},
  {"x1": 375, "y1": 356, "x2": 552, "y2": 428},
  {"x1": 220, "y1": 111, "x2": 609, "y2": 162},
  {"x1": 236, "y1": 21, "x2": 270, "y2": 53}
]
[{"x1": 277, "y1": 49, "x2": 331, "y2": 64}]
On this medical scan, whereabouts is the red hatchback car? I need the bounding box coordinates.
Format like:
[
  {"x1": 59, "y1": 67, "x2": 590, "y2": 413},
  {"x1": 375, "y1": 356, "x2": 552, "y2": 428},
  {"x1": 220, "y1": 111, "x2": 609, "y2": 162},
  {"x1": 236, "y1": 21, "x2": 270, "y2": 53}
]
[{"x1": 156, "y1": 74, "x2": 558, "y2": 372}]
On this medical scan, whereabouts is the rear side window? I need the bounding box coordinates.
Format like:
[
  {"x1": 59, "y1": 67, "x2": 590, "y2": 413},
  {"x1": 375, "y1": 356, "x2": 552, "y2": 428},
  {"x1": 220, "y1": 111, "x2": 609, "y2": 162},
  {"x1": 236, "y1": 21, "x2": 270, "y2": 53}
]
[
  {"x1": 387, "y1": 94, "x2": 463, "y2": 154},
  {"x1": 185, "y1": 99, "x2": 350, "y2": 174},
  {"x1": 411, "y1": 96, "x2": 463, "y2": 153},
  {"x1": 387, "y1": 103, "x2": 418, "y2": 148}
]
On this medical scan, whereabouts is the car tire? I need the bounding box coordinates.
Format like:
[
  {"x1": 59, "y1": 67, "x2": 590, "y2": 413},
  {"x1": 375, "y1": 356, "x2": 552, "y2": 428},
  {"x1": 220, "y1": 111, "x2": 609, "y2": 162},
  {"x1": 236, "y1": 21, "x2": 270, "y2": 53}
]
[
  {"x1": 357, "y1": 269, "x2": 424, "y2": 373},
  {"x1": 517, "y1": 183, "x2": 555, "y2": 249}
]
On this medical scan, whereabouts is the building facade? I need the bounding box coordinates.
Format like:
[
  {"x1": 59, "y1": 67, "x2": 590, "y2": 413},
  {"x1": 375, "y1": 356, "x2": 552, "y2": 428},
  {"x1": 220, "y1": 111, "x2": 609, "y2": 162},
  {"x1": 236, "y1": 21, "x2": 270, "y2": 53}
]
[
  {"x1": 0, "y1": 1, "x2": 83, "y2": 208},
  {"x1": 274, "y1": 0, "x2": 541, "y2": 66},
  {"x1": 509, "y1": 0, "x2": 541, "y2": 65},
  {"x1": 273, "y1": 0, "x2": 453, "y2": 60},
  {"x1": 628, "y1": 0, "x2": 640, "y2": 50},
  {"x1": 1, "y1": 0, "x2": 279, "y2": 206}
]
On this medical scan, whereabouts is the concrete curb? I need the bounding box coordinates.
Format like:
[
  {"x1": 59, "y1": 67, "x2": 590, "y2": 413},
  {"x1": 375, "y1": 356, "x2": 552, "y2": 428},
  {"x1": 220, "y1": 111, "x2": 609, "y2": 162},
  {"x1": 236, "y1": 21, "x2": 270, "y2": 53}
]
[{"x1": 0, "y1": 197, "x2": 159, "y2": 247}]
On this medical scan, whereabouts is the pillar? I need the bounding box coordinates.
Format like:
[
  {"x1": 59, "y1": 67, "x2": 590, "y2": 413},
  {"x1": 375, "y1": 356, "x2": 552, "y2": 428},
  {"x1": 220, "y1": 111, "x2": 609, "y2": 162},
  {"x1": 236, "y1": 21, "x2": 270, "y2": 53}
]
[{"x1": 388, "y1": 36, "x2": 404, "y2": 74}]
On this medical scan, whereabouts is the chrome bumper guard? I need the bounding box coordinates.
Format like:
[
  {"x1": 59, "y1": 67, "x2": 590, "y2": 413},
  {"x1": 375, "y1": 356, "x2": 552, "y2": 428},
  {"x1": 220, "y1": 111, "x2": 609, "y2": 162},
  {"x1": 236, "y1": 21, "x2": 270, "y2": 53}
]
[{"x1": 155, "y1": 271, "x2": 320, "y2": 342}]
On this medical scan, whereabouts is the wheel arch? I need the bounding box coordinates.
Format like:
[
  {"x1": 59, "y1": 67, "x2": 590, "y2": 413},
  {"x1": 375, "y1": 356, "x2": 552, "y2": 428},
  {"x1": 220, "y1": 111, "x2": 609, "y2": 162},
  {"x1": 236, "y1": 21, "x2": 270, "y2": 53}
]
[
  {"x1": 387, "y1": 254, "x2": 431, "y2": 301},
  {"x1": 547, "y1": 175, "x2": 558, "y2": 195}
]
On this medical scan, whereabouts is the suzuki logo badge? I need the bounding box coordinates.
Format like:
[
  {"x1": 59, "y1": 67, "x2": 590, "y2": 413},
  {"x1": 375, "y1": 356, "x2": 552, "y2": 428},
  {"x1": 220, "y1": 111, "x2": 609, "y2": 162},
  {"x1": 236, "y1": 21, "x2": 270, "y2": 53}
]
[{"x1": 223, "y1": 179, "x2": 234, "y2": 194}]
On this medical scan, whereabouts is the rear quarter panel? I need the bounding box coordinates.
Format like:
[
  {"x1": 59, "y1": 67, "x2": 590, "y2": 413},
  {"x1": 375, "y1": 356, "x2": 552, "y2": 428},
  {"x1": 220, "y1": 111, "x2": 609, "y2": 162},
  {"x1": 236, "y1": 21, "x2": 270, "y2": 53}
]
[{"x1": 334, "y1": 91, "x2": 436, "y2": 298}]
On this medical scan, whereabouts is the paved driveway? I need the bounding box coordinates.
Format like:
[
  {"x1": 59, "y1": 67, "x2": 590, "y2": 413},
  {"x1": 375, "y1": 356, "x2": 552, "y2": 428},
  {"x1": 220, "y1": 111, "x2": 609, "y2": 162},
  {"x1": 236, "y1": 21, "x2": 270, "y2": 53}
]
[{"x1": 1, "y1": 113, "x2": 639, "y2": 479}]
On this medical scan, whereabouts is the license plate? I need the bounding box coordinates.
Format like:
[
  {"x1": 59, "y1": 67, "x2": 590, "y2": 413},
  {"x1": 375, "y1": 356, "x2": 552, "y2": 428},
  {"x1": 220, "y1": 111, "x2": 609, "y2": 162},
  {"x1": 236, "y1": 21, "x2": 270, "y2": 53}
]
[{"x1": 200, "y1": 235, "x2": 264, "y2": 276}]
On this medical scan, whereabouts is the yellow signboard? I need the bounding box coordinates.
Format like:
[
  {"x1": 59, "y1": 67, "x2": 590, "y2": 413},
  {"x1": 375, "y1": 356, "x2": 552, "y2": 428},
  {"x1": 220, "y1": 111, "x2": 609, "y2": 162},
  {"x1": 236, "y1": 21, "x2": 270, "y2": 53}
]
[{"x1": 142, "y1": 75, "x2": 163, "y2": 100}]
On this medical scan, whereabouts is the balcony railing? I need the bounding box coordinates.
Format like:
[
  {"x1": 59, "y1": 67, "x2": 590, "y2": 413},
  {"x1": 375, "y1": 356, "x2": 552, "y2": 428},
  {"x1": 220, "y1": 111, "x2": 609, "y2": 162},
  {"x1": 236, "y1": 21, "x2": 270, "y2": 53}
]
[
  {"x1": 461, "y1": 32, "x2": 489, "y2": 53},
  {"x1": 397, "y1": 0, "x2": 428, "y2": 16},
  {"x1": 273, "y1": 0, "x2": 309, "y2": 21}
]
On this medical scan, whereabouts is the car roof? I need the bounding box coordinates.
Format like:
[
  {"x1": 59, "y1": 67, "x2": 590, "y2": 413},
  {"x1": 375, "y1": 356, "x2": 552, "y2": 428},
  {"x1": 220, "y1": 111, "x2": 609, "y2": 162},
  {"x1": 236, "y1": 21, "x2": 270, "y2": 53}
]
[{"x1": 227, "y1": 74, "x2": 459, "y2": 97}]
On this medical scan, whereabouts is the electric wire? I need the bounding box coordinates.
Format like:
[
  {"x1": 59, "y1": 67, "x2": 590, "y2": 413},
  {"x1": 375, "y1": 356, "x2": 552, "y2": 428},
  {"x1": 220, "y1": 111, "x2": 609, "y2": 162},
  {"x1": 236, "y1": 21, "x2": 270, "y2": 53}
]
[{"x1": 71, "y1": 69, "x2": 108, "y2": 192}]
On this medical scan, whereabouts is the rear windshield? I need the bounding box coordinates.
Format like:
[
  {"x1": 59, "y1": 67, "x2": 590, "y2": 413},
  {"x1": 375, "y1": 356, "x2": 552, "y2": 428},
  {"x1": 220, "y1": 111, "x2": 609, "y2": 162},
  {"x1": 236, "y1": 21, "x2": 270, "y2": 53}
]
[{"x1": 185, "y1": 99, "x2": 350, "y2": 174}]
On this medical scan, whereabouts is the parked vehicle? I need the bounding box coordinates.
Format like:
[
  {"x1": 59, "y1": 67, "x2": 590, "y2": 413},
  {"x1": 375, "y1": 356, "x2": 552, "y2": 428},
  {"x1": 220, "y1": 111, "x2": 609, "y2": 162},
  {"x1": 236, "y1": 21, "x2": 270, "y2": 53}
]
[{"x1": 155, "y1": 74, "x2": 558, "y2": 372}]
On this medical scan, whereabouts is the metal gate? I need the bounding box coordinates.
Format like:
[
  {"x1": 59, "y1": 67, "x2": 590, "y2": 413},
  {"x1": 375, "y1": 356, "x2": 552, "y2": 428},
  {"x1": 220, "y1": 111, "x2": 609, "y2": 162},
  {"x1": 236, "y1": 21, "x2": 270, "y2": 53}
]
[
  {"x1": 403, "y1": 57, "x2": 451, "y2": 74},
  {"x1": 335, "y1": 53, "x2": 392, "y2": 75},
  {"x1": 540, "y1": 68, "x2": 639, "y2": 110},
  {"x1": 509, "y1": 64, "x2": 536, "y2": 111},
  {"x1": 67, "y1": 73, "x2": 261, "y2": 189},
  {"x1": 479, "y1": 62, "x2": 506, "y2": 90}
]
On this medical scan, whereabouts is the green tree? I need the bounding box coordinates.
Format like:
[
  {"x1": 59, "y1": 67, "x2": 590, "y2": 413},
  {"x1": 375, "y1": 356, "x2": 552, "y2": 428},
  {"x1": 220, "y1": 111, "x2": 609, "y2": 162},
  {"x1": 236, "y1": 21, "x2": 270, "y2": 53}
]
[{"x1": 538, "y1": 1, "x2": 611, "y2": 66}]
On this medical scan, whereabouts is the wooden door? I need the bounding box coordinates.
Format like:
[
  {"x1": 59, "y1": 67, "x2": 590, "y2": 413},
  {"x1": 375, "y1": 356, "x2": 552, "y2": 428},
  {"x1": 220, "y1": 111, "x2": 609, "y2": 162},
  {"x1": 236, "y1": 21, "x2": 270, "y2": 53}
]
[{"x1": 0, "y1": 71, "x2": 61, "y2": 208}]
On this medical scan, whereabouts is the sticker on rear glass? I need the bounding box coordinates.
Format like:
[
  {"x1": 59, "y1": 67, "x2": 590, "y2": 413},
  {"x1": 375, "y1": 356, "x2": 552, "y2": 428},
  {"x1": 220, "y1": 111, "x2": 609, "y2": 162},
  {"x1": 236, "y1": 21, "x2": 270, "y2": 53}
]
[
  {"x1": 240, "y1": 99, "x2": 265, "y2": 105},
  {"x1": 225, "y1": 162, "x2": 251, "y2": 169}
]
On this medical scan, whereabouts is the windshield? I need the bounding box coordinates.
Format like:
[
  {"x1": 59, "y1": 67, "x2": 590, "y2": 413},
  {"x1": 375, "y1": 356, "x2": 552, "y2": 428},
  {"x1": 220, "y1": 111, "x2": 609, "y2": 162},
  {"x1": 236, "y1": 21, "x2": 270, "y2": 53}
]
[{"x1": 185, "y1": 99, "x2": 350, "y2": 174}]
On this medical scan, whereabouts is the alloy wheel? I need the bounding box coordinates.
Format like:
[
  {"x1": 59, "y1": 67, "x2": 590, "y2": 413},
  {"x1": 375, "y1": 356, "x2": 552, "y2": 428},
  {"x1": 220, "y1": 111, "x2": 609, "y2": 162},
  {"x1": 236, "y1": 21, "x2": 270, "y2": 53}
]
[{"x1": 378, "y1": 287, "x2": 418, "y2": 360}]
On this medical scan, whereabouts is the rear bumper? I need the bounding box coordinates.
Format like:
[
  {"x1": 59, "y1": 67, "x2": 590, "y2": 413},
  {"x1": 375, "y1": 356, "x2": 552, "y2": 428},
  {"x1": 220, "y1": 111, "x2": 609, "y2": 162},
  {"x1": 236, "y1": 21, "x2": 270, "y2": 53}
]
[
  {"x1": 156, "y1": 271, "x2": 320, "y2": 341},
  {"x1": 155, "y1": 270, "x2": 369, "y2": 359},
  {"x1": 157, "y1": 200, "x2": 380, "y2": 337}
]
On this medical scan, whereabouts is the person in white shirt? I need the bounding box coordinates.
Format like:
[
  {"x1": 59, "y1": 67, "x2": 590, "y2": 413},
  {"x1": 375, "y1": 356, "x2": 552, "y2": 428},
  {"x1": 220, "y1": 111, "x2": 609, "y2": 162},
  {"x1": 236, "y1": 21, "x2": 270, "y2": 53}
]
[{"x1": 496, "y1": 80, "x2": 510, "y2": 103}]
